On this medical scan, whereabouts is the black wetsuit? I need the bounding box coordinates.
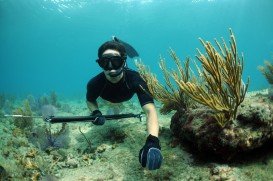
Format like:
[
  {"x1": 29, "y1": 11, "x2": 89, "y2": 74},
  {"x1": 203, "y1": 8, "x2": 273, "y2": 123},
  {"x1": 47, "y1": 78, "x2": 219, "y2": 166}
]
[{"x1": 86, "y1": 69, "x2": 154, "y2": 107}]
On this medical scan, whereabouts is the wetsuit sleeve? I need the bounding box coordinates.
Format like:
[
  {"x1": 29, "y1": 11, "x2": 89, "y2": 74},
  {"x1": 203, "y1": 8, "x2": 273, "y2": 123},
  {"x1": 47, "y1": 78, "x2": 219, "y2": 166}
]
[
  {"x1": 86, "y1": 74, "x2": 104, "y2": 102},
  {"x1": 133, "y1": 73, "x2": 154, "y2": 107}
]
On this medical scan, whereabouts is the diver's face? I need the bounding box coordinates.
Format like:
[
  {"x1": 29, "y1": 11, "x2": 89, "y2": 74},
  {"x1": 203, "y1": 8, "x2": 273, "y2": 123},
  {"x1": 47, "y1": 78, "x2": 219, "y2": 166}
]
[{"x1": 101, "y1": 49, "x2": 124, "y2": 81}]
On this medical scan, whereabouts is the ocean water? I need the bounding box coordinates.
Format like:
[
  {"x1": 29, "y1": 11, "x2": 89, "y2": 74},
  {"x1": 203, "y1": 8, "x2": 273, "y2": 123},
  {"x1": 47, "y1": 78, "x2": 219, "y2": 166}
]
[
  {"x1": 1, "y1": 1, "x2": 273, "y2": 180},
  {"x1": 0, "y1": 0, "x2": 273, "y2": 98}
]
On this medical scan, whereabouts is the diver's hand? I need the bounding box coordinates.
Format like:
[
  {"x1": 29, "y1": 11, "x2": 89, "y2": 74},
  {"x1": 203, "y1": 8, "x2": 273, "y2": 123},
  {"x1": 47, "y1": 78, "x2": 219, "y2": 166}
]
[
  {"x1": 139, "y1": 134, "x2": 163, "y2": 170},
  {"x1": 91, "y1": 110, "x2": 105, "y2": 125}
]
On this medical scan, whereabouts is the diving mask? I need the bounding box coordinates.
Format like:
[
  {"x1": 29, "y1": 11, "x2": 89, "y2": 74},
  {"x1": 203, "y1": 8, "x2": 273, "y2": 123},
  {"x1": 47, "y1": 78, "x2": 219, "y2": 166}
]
[{"x1": 97, "y1": 54, "x2": 125, "y2": 71}]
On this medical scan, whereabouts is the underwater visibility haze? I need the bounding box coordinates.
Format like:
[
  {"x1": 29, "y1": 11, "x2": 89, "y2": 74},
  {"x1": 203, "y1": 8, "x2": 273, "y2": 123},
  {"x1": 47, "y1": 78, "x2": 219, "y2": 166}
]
[
  {"x1": 1, "y1": 0, "x2": 273, "y2": 180},
  {"x1": 0, "y1": 0, "x2": 273, "y2": 97}
]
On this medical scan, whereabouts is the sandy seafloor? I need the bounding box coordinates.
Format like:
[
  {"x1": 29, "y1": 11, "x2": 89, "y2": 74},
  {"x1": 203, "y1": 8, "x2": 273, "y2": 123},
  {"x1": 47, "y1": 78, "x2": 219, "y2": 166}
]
[{"x1": 0, "y1": 90, "x2": 273, "y2": 181}]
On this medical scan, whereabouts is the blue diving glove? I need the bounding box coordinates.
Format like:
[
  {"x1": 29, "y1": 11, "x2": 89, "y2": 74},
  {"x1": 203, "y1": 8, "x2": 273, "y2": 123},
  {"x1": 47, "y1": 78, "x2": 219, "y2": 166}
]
[
  {"x1": 91, "y1": 110, "x2": 105, "y2": 125},
  {"x1": 139, "y1": 134, "x2": 163, "y2": 170}
]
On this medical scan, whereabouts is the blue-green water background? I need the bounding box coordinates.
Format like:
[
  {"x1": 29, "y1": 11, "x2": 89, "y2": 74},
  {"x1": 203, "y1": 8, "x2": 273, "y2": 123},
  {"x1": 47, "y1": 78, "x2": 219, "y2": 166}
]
[{"x1": 1, "y1": 0, "x2": 273, "y2": 98}]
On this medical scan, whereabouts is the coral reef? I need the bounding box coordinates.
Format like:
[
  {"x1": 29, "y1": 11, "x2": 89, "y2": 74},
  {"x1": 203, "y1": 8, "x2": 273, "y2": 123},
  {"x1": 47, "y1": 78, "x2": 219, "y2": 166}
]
[
  {"x1": 0, "y1": 95, "x2": 75, "y2": 180},
  {"x1": 135, "y1": 51, "x2": 194, "y2": 114},
  {"x1": 172, "y1": 29, "x2": 249, "y2": 127},
  {"x1": 27, "y1": 91, "x2": 61, "y2": 117},
  {"x1": 258, "y1": 58, "x2": 273, "y2": 85},
  {"x1": 258, "y1": 58, "x2": 273, "y2": 100},
  {"x1": 137, "y1": 29, "x2": 273, "y2": 159},
  {"x1": 137, "y1": 29, "x2": 249, "y2": 127},
  {"x1": 2, "y1": 94, "x2": 273, "y2": 180},
  {"x1": 41, "y1": 104, "x2": 57, "y2": 119},
  {"x1": 0, "y1": 94, "x2": 15, "y2": 114},
  {"x1": 50, "y1": 91, "x2": 59, "y2": 107},
  {"x1": 13, "y1": 100, "x2": 34, "y2": 131},
  {"x1": 169, "y1": 30, "x2": 273, "y2": 159},
  {"x1": 171, "y1": 95, "x2": 273, "y2": 159},
  {"x1": 0, "y1": 120, "x2": 51, "y2": 180},
  {"x1": 29, "y1": 123, "x2": 70, "y2": 151}
]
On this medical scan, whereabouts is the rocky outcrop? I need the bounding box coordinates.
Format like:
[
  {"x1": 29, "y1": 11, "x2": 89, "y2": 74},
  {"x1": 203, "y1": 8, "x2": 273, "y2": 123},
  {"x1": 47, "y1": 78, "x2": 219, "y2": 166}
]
[{"x1": 170, "y1": 95, "x2": 273, "y2": 160}]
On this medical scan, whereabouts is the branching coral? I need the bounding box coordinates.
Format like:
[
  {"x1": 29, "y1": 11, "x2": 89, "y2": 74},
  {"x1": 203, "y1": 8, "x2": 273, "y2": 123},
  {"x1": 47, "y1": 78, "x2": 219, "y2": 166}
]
[
  {"x1": 137, "y1": 29, "x2": 249, "y2": 127},
  {"x1": 13, "y1": 100, "x2": 34, "y2": 131},
  {"x1": 135, "y1": 51, "x2": 194, "y2": 114},
  {"x1": 258, "y1": 59, "x2": 273, "y2": 85},
  {"x1": 29, "y1": 123, "x2": 70, "y2": 151},
  {"x1": 42, "y1": 123, "x2": 70, "y2": 150},
  {"x1": 173, "y1": 29, "x2": 249, "y2": 127},
  {"x1": 258, "y1": 57, "x2": 273, "y2": 100}
]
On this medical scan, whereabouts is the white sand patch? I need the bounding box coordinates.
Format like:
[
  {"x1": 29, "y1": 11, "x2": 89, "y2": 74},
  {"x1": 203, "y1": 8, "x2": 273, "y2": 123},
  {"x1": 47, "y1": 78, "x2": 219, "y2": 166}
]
[{"x1": 246, "y1": 89, "x2": 268, "y2": 97}]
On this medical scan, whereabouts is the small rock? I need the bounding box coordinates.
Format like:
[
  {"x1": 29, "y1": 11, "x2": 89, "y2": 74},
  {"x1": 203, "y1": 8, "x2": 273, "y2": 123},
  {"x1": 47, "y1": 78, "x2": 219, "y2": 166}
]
[
  {"x1": 97, "y1": 144, "x2": 107, "y2": 153},
  {"x1": 66, "y1": 158, "x2": 78, "y2": 168},
  {"x1": 210, "y1": 175, "x2": 221, "y2": 181}
]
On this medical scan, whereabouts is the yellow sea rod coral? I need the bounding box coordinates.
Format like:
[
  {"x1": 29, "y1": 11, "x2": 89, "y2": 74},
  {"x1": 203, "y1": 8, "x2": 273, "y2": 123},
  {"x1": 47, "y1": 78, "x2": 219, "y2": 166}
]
[
  {"x1": 258, "y1": 58, "x2": 273, "y2": 85},
  {"x1": 137, "y1": 29, "x2": 249, "y2": 127},
  {"x1": 135, "y1": 54, "x2": 194, "y2": 114},
  {"x1": 172, "y1": 29, "x2": 249, "y2": 127}
]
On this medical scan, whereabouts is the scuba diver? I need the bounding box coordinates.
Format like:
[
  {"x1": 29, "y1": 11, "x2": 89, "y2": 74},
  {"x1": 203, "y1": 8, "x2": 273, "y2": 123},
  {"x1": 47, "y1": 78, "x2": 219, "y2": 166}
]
[{"x1": 86, "y1": 37, "x2": 163, "y2": 170}]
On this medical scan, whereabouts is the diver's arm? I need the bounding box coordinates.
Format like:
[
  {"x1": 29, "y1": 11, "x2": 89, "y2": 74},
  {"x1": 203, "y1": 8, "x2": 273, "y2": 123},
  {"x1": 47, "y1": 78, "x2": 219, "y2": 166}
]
[
  {"x1": 86, "y1": 100, "x2": 105, "y2": 125},
  {"x1": 86, "y1": 100, "x2": 99, "y2": 112},
  {"x1": 142, "y1": 103, "x2": 159, "y2": 137},
  {"x1": 139, "y1": 102, "x2": 162, "y2": 170}
]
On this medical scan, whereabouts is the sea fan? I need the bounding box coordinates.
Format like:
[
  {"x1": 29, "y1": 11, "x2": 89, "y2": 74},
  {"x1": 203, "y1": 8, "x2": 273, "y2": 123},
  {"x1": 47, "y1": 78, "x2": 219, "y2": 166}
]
[
  {"x1": 41, "y1": 105, "x2": 57, "y2": 119},
  {"x1": 29, "y1": 123, "x2": 70, "y2": 151}
]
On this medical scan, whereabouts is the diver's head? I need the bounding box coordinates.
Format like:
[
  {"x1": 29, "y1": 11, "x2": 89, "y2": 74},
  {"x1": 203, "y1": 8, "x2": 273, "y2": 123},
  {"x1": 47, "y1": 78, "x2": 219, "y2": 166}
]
[
  {"x1": 98, "y1": 40, "x2": 127, "y2": 59},
  {"x1": 96, "y1": 41, "x2": 127, "y2": 80}
]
